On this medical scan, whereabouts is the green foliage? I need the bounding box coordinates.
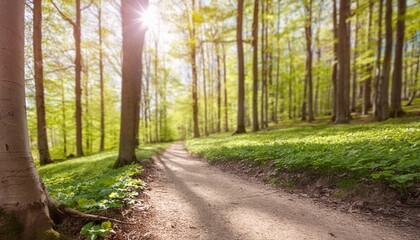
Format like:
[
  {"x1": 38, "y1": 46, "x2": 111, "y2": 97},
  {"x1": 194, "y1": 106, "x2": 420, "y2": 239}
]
[
  {"x1": 186, "y1": 118, "x2": 420, "y2": 189},
  {"x1": 80, "y1": 221, "x2": 114, "y2": 240},
  {"x1": 38, "y1": 144, "x2": 167, "y2": 212}
]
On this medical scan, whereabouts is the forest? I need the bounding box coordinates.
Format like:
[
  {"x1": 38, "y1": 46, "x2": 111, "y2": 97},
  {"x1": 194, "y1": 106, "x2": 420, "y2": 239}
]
[{"x1": 0, "y1": 0, "x2": 419, "y2": 239}]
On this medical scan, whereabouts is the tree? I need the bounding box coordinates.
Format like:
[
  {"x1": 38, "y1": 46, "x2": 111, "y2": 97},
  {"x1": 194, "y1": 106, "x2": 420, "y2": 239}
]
[
  {"x1": 51, "y1": 0, "x2": 85, "y2": 157},
  {"x1": 252, "y1": 0, "x2": 260, "y2": 132},
  {"x1": 331, "y1": 0, "x2": 338, "y2": 121},
  {"x1": 373, "y1": 0, "x2": 383, "y2": 117},
  {"x1": 115, "y1": 0, "x2": 148, "y2": 168},
  {"x1": 390, "y1": 0, "x2": 406, "y2": 117},
  {"x1": 334, "y1": 0, "x2": 351, "y2": 124},
  {"x1": 362, "y1": 0, "x2": 374, "y2": 115},
  {"x1": 0, "y1": 1, "x2": 62, "y2": 238},
  {"x1": 97, "y1": 0, "x2": 105, "y2": 151},
  {"x1": 33, "y1": 0, "x2": 52, "y2": 165},
  {"x1": 191, "y1": 0, "x2": 200, "y2": 138},
  {"x1": 235, "y1": 0, "x2": 246, "y2": 134},
  {"x1": 377, "y1": 0, "x2": 392, "y2": 121},
  {"x1": 303, "y1": 0, "x2": 315, "y2": 122}
]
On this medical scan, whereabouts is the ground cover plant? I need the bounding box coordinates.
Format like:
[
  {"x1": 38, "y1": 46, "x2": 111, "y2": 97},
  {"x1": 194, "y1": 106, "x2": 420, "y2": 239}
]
[
  {"x1": 186, "y1": 117, "x2": 420, "y2": 191},
  {"x1": 37, "y1": 144, "x2": 168, "y2": 213}
]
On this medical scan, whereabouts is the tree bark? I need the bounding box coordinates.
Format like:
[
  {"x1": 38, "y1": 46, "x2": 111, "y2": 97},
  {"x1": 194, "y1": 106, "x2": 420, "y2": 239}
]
[
  {"x1": 223, "y1": 45, "x2": 229, "y2": 132},
  {"x1": 334, "y1": 0, "x2": 351, "y2": 124},
  {"x1": 304, "y1": 0, "x2": 314, "y2": 122},
  {"x1": 33, "y1": 0, "x2": 52, "y2": 165},
  {"x1": 373, "y1": 0, "x2": 383, "y2": 117},
  {"x1": 200, "y1": 34, "x2": 209, "y2": 136},
  {"x1": 351, "y1": 0, "x2": 360, "y2": 113},
  {"x1": 331, "y1": 0, "x2": 338, "y2": 121},
  {"x1": 377, "y1": 0, "x2": 392, "y2": 121},
  {"x1": 390, "y1": 0, "x2": 406, "y2": 117},
  {"x1": 98, "y1": 0, "x2": 105, "y2": 151},
  {"x1": 252, "y1": 0, "x2": 260, "y2": 132},
  {"x1": 216, "y1": 43, "x2": 222, "y2": 132},
  {"x1": 363, "y1": 1, "x2": 374, "y2": 115},
  {"x1": 191, "y1": 0, "x2": 200, "y2": 138},
  {"x1": 235, "y1": 0, "x2": 246, "y2": 134},
  {"x1": 115, "y1": 0, "x2": 148, "y2": 168},
  {"x1": 0, "y1": 1, "x2": 64, "y2": 238},
  {"x1": 74, "y1": 0, "x2": 84, "y2": 156}
]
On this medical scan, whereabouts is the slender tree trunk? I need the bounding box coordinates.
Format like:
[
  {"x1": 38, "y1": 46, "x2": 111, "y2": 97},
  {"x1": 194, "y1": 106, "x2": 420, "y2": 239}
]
[
  {"x1": 331, "y1": 0, "x2": 338, "y2": 121},
  {"x1": 61, "y1": 77, "x2": 67, "y2": 157},
  {"x1": 216, "y1": 43, "x2": 222, "y2": 132},
  {"x1": 304, "y1": 0, "x2": 314, "y2": 122},
  {"x1": 223, "y1": 45, "x2": 229, "y2": 132},
  {"x1": 377, "y1": 0, "x2": 392, "y2": 121},
  {"x1": 335, "y1": 0, "x2": 351, "y2": 124},
  {"x1": 363, "y1": 1, "x2": 374, "y2": 115},
  {"x1": 390, "y1": 0, "x2": 406, "y2": 117},
  {"x1": 235, "y1": 0, "x2": 246, "y2": 134},
  {"x1": 373, "y1": 0, "x2": 383, "y2": 117},
  {"x1": 33, "y1": 0, "x2": 52, "y2": 165},
  {"x1": 115, "y1": 0, "x2": 148, "y2": 168},
  {"x1": 154, "y1": 37, "x2": 159, "y2": 142},
  {"x1": 287, "y1": 37, "x2": 293, "y2": 120},
  {"x1": 75, "y1": 0, "x2": 84, "y2": 156},
  {"x1": 351, "y1": 0, "x2": 360, "y2": 112},
  {"x1": 0, "y1": 1, "x2": 62, "y2": 238},
  {"x1": 98, "y1": 0, "x2": 105, "y2": 151},
  {"x1": 252, "y1": 0, "x2": 260, "y2": 131},
  {"x1": 200, "y1": 35, "x2": 209, "y2": 136},
  {"x1": 191, "y1": 0, "x2": 200, "y2": 138}
]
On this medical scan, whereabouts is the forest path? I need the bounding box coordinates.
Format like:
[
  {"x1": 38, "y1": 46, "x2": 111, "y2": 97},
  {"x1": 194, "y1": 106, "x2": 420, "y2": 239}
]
[{"x1": 143, "y1": 143, "x2": 413, "y2": 240}]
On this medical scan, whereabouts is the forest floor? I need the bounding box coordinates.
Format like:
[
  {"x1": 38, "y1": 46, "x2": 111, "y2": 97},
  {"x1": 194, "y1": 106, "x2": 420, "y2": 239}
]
[{"x1": 133, "y1": 143, "x2": 418, "y2": 240}]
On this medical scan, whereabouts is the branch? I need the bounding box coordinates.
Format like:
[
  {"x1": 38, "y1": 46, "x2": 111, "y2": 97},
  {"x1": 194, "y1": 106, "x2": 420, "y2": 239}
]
[
  {"x1": 81, "y1": 0, "x2": 94, "y2": 11},
  {"x1": 50, "y1": 0, "x2": 76, "y2": 27}
]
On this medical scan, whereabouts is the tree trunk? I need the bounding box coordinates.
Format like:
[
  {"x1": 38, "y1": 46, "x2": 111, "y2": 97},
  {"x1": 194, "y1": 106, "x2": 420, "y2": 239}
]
[
  {"x1": 334, "y1": 0, "x2": 351, "y2": 124},
  {"x1": 74, "y1": 0, "x2": 84, "y2": 157},
  {"x1": 191, "y1": 0, "x2": 200, "y2": 138},
  {"x1": 304, "y1": 0, "x2": 314, "y2": 122},
  {"x1": 252, "y1": 0, "x2": 260, "y2": 132},
  {"x1": 0, "y1": 1, "x2": 63, "y2": 238},
  {"x1": 61, "y1": 77, "x2": 67, "y2": 157},
  {"x1": 216, "y1": 43, "x2": 222, "y2": 133},
  {"x1": 390, "y1": 0, "x2": 406, "y2": 117},
  {"x1": 331, "y1": 0, "x2": 338, "y2": 121},
  {"x1": 115, "y1": 0, "x2": 148, "y2": 168},
  {"x1": 351, "y1": 0, "x2": 360, "y2": 113},
  {"x1": 363, "y1": 1, "x2": 374, "y2": 115},
  {"x1": 200, "y1": 35, "x2": 209, "y2": 136},
  {"x1": 98, "y1": 0, "x2": 105, "y2": 151},
  {"x1": 235, "y1": 0, "x2": 246, "y2": 134},
  {"x1": 33, "y1": 0, "x2": 52, "y2": 165},
  {"x1": 223, "y1": 45, "x2": 229, "y2": 132},
  {"x1": 373, "y1": 0, "x2": 383, "y2": 117},
  {"x1": 287, "y1": 37, "x2": 293, "y2": 120},
  {"x1": 377, "y1": 0, "x2": 392, "y2": 121}
]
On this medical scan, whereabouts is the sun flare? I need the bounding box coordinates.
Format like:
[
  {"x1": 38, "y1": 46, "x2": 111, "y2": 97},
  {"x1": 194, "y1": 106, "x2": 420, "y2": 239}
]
[{"x1": 141, "y1": 7, "x2": 158, "y2": 29}]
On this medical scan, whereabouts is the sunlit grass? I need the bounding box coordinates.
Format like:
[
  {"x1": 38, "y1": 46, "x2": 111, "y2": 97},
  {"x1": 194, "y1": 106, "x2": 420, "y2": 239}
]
[
  {"x1": 186, "y1": 116, "x2": 420, "y2": 189},
  {"x1": 38, "y1": 143, "x2": 168, "y2": 212}
]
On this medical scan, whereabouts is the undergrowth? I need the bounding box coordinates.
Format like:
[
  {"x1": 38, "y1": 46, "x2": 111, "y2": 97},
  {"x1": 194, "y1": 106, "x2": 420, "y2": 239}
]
[
  {"x1": 38, "y1": 144, "x2": 168, "y2": 213},
  {"x1": 186, "y1": 117, "x2": 420, "y2": 190}
]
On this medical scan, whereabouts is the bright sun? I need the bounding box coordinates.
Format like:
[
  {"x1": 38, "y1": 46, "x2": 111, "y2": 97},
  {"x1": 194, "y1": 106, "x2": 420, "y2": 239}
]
[{"x1": 141, "y1": 7, "x2": 158, "y2": 29}]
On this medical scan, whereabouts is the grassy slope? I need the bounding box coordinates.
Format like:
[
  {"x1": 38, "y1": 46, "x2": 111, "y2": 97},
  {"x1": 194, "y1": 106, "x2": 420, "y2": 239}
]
[
  {"x1": 38, "y1": 144, "x2": 168, "y2": 213},
  {"x1": 186, "y1": 107, "x2": 420, "y2": 190}
]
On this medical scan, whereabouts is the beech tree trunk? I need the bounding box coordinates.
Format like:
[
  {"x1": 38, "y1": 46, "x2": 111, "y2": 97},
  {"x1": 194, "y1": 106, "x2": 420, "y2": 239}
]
[
  {"x1": 191, "y1": 0, "x2": 200, "y2": 138},
  {"x1": 335, "y1": 0, "x2": 351, "y2": 124},
  {"x1": 75, "y1": 0, "x2": 84, "y2": 156},
  {"x1": 331, "y1": 0, "x2": 338, "y2": 121},
  {"x1": 363, "y1": 1, "x2": 374, "y2": 115},
  {"x1": 98, "y1": 0, "x2": 105, "y2": 151},
  {"x1": 390, "y1": 0, "x2": 406, "y2": 117},
  {"x1": 33, "y1": 0, "x2": 52, "y2": 165},
  {"x1": 351, "y1": 0, "x2": 360, "y2": 113},
  {"x1": 373, "y1": 0, "x2": 383, "y2": 117},
  {"x1": 216, "y1": 43, "x2": 222, "y2": 133},
  {"x1": 223, "y1": 45, "x2": 229, "y2": 132},
  {"x1": 0, "y1": 1, "x2": 62, "y2": 238},
  {"x1": 115, "y1": 0, "x2": 148, "y2": 168},
  {"x1": 200, "y1": 35, "x2": 209, "y2": 136},
  {"x1": 252, "y1": 0, "x2": 260, "y2": 132},
  {"x1": 304, "y1": 0, "x2": 314, "y2": 122},
  {"x1": 235, "y1": 0, "x2": 246, "y2": 134},
  {"x1": 377, "y1": 0, "x2": 392, "y2": 121}
]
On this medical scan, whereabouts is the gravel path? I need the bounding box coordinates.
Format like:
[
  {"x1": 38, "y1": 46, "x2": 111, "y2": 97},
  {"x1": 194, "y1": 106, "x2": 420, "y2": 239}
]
[{"x1": 144, "y1": 143, "x2": 416, "y2": 240}]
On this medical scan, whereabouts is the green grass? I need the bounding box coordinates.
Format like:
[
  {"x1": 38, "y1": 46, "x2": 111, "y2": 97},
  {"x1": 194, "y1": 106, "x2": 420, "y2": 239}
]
[
  {"x1": 186, "y1": 117, "x2": 420, "y2": 189},
  {"x1": 38, "y1": 144, "x2": 168, "y2": 213}
]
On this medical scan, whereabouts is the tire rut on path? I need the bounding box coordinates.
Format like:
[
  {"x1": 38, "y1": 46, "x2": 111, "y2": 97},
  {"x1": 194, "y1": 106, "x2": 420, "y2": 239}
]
[{"x1": 144, "y1": 143, "x2": 415, "y2": 240}]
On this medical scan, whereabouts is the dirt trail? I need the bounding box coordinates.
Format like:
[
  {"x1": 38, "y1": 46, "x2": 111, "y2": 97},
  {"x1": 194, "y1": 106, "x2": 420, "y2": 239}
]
[{"x1": 144, "y1": 143, "x2": 416, "y2": 240}]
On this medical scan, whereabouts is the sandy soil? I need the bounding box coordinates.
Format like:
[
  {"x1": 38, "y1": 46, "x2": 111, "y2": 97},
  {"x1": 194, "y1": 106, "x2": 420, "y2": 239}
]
[{"x1": 143, "y1": 143, "x2": 418, "y2": 240}]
